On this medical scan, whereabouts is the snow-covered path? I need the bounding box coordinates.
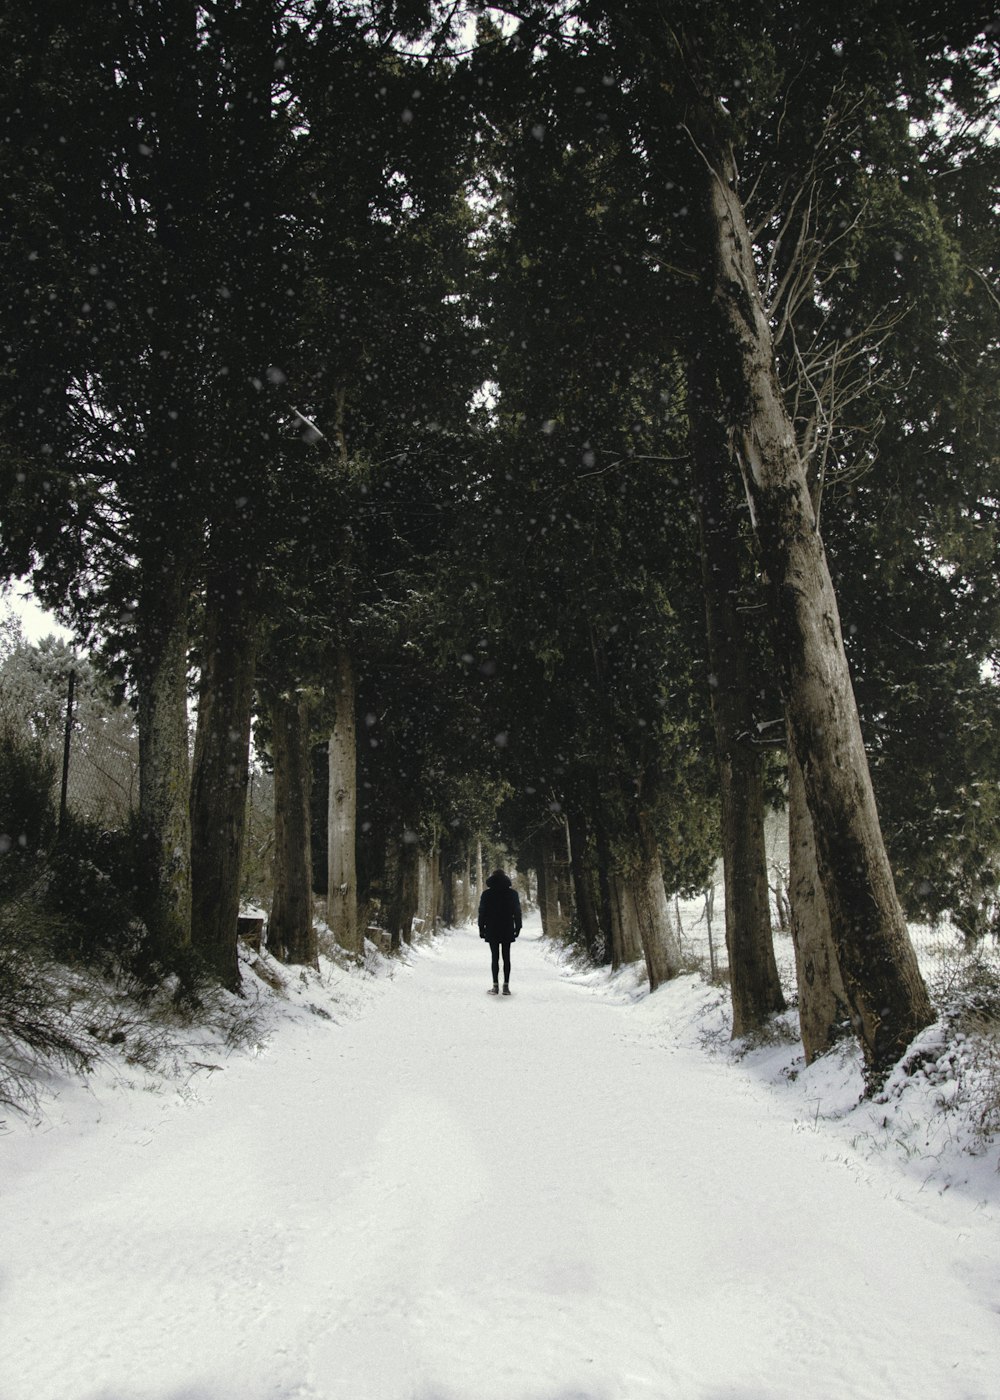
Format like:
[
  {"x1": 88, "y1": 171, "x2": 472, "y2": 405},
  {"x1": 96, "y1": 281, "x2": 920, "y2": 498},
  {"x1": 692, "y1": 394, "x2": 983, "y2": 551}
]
[{"x1": 3, "y1": 916, "x2": 999, "y2": 1400}]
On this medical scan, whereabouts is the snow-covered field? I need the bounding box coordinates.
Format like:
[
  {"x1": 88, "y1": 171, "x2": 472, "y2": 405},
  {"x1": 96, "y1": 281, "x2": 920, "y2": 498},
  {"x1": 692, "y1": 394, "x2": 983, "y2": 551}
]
[{"x1": 2, "y1": 914, "x2": 999, "y2": 1400}]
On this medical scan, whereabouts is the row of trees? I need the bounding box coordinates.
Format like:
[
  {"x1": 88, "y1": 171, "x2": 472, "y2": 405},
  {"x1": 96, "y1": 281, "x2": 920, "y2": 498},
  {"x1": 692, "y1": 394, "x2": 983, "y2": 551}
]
[{"x1": 2, "y1": 2, "x2": 999, "y2": 1088}]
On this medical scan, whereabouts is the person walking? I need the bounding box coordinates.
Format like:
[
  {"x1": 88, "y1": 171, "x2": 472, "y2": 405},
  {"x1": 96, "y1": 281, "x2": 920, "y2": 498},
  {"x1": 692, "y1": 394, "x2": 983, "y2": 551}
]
[{"x1": 478, "y1": 869, "x2": 522, "y2": 995}]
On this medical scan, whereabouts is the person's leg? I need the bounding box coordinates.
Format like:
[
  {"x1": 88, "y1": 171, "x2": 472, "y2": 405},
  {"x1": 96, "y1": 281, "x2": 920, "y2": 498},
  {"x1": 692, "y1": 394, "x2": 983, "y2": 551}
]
[
  {"x1": 490, "y1": 940, "x2": 500, "y2": 987},
  {"x1": 502, "y1": 940, "x2": 511, "y2": 987}
]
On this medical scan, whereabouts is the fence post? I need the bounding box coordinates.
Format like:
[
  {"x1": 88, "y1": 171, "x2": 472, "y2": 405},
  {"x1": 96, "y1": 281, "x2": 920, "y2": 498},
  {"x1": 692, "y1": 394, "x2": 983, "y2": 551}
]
[{"x1": 59, "y1": 667, "x2": 75, "y2": 834}]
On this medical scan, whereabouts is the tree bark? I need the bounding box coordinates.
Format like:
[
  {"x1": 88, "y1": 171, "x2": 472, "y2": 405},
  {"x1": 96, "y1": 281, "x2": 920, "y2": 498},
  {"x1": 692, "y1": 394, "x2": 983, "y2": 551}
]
[
  {"x1": 698, "y1": 137, "x2": 932, "y2": 1080},
  {"x1": 609, "y1": 871, "x2": 644, "y2": 969},
  {"x1": 416, "y1": 852, "x2": 427, "y2": 930},
  {"x1": 190, "y1": 562, "x2": 259, "y2": 990},
  {"x1": 384, "y1": 831, "x2": 403, "y2": 952},
  {"x1": 537, "y1": 836, "x2": 561, "y2": 939},
  {"x1": 269, "y1": 690, "x2": 316, "y2": 968},
  {"x1": 552, "y1": 827, "x2": 574, "y2": 937},
  {"x1": 688, "y1": 352, "x2": 785, "y2": 1035},
  {"x1": 632, "y1": 811, "x2": 682, "y2": 991},
  {"x1": 787, "y1": 733, "x2": 849, "y2": 1062},
  {"x1": 383, "y1": 829, "x2": 421, "y2": 950},
  {"x1": 593, "y1": 814, "x2": 616, "y2": 966},
  {"x1": 401, "y1": 836, "x2": 419, "y2": 945},
  {"x1": 535, "y1": 844, "x2": 548, "y2": 937},
  {"x1": 135, "y1": 560, "x2": 192, "y2": 956},
  {"x1": 567, "y1": 808, "x2": 602, "y2": 960},
  {"x1": 427, "y1": 841, "x2": 442, "y2": 930},
  {"x1": 461, "y1": 843, "x2": 472, "y2": 924},
  {"x1": 327, "y1": 646, "x2": 361, "y2": 956},
  {"x1": 440, "y1": 843, "x2": 457, "y2": 928},
  {"x1": 608, "y1": 873, "x2": 624, "y2": 970}
]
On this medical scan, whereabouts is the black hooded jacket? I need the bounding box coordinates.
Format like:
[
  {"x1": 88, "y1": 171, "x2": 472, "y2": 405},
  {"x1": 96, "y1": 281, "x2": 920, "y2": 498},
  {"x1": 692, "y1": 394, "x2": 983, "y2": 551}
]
[{"x1": 478, "y1": 870, "x2": 523, "y2": 941}]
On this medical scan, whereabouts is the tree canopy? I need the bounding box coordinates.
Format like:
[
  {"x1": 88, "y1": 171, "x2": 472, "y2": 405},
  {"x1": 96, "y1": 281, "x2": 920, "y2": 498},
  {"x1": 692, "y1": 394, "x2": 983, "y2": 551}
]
[{"x1": 2, "y1": 1, "x2": 999, "y2": 1079}]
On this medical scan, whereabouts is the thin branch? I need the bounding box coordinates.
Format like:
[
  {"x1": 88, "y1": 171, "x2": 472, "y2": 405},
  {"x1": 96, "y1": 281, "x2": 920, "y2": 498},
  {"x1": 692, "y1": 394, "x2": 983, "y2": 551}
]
[
  {"x1": 967, "y1": 263, "x2": 1000, "y2": 317},
  {"x1": 573, "y1": 452, "x2": 691, "y2": 485}
]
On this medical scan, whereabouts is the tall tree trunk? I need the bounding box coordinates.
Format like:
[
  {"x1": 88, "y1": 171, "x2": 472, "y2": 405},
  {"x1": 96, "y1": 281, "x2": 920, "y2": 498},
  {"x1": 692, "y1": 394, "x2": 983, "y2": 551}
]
[
  {"x1": 593, "y1": 815, "x2": 616, "y2": 966},
  {"x1": 415, "y1": 853, "x2": 425, "y2": 927},
  {"x1": 190, "y1": 563, "x2": 259, "y2": 990},
  {"x1": 567, "y1": 808, "x2": 602, "y2": 960},
  {"x1": 688, "y1": 353, "x2": 785, "y2": 1035},
  {"x1": 475, "y1": 837, "x2": 484, "y2": 905},
  {"x1": 696, "y1": 134, "x2": 932, "y2": 1082},
  {"x1": 610, "y1": 871, "x2": 645, "y2": 970},
  {"x1": 552, "y1": 827, "x2": 574, "y2": 937},
  {"x1": 135, "y1": 560, "x2": 192, "y2": 956},
  {"x1": 608, "y1": 873, "x2": 625, "y2": 970},
  {"x1": 417, "y1": 851, "x2": 430, "y2": 930},
  {"x1": 537, "y1": 837, "x2": 560, "y2": 939},
  {"x1": 461, "y1": 843, "x2": 472, "y2": 924},
  {"x1": 427, "y1": 841, "x2": 442, "y2": 930},
  {"x1": 327, "y1": 646, "x2": 360, "y2": 957},
  {"x1": 788, "y1": 734, "x2": 849, "y2": 1062},
  {"x1": 401, "y1": 837, "x2": 419, "y2": 945},
  {"x1": 383, "y1": 830, "x2": 421, "y2": 951},
  {"x1": 534, "y1": 844, "x2": 548, "y2": 936},
  {"x1": 632, "y1": 811, "x2": 683, "y2": 990},
  {"x1": 620, "y1": 876, "x2": 645, "y2": 966},
  {"x1": 269, "y1": 690, "x2": 316, "y2": 968},
  {"x1": 440, "y1": 843, "x2": 456, "y2": 928},
  {"x1": 384, "y1": 831, "x2": 403, "y2": 953}
]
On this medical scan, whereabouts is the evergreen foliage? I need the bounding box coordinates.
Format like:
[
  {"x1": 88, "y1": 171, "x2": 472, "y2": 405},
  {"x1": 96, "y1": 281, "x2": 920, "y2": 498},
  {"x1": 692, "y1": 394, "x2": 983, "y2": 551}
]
[{"x1": 1, "y1": 1, "x2": 999, "y2": 1086}]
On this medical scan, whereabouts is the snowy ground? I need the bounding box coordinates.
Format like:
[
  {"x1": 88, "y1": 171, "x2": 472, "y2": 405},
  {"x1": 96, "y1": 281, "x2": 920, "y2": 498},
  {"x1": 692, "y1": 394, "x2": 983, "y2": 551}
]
[{"x1": 2, "y1": 914, "x2": 999, "y2": 1400}]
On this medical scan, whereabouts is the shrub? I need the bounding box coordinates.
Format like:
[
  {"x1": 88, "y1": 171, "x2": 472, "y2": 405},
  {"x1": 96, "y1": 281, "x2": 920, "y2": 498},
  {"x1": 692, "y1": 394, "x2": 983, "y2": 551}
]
[
  {"x1": 0, "y1": 702, "x2": 57, "y2": 896},
  {"x1": 0, "y1": 898, "x2": 93, "y2": 1109},
  {"x1": 41, "y1": 816, "x2": 144, "y2": 970},
  {"x1": 928, "y1": 948, "x2": 1000, "y2": 1150}
]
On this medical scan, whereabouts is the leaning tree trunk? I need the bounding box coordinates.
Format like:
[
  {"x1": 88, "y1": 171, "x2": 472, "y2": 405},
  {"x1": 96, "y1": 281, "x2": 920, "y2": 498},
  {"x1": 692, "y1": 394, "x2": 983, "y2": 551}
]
[
  {"x1": 135, "y1": 557, "x2": 192, "y2": 956},
  {"x1": 699, "y1": 135, "x2": 932, "y2": 1082},
  {"x1": 788, "y1": 733, "x2": 849, "y2": 1062},
  {"x1": 327, "y1": 645, "x2": 361, "y2": 957},
  {"x1": 269, "y1": 690, "x2": 317, "y2": 969},
  {"x1": 190, "y1": 561, "x2": 259, "y2": 990},
  {"x1": 632, "y1": 811, "x2": 683, "y2": 991},
  {"x1": 688, "y1": 352, "x2": 785, "y2": 1035}
]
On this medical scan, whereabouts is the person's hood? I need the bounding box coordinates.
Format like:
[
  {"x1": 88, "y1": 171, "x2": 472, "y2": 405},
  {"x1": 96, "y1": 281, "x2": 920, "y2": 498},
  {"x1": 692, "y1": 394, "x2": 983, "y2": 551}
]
[{"x1": 485, "y1": 870, "x2": 511, "y2": 889}]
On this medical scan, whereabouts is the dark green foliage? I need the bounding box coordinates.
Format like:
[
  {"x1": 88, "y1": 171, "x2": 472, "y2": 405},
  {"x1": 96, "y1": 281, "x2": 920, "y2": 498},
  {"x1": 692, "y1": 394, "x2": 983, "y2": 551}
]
[
  {"x1": 0, "y1": 805, "x2": 203, "y2": 998},
  {"x1": 0, "y1": 715, "x2": 56, "y2": 895},
  {"x1": 0, "y1": 900, "x2": 94, "y2": 1109},
  {"x1": 3, "y1": 2, "x2": 1000, "y2": 1022},
  {"x1": 40, "y1": 816, "x2": 144, "y2": 970}
]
